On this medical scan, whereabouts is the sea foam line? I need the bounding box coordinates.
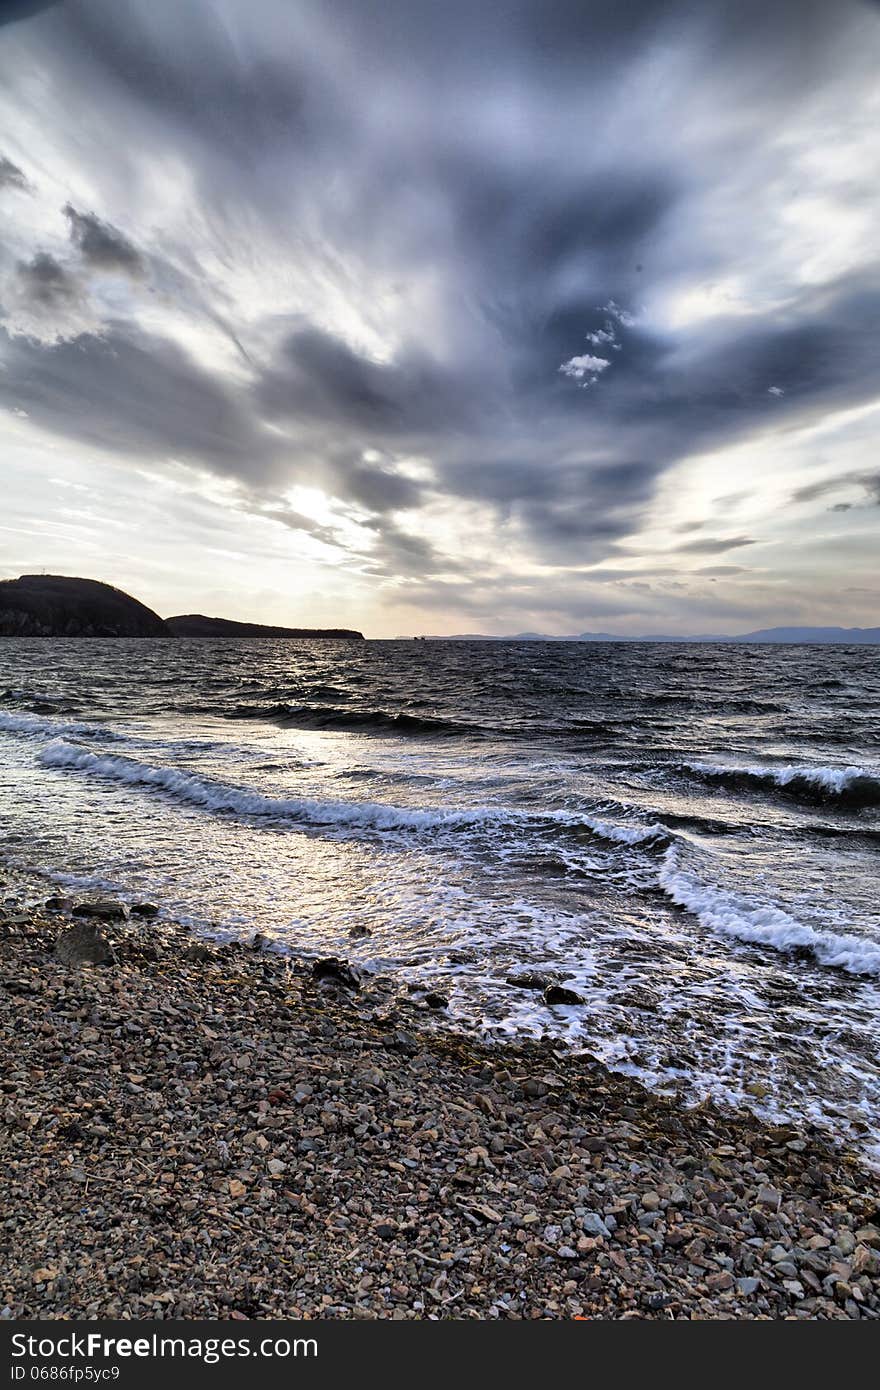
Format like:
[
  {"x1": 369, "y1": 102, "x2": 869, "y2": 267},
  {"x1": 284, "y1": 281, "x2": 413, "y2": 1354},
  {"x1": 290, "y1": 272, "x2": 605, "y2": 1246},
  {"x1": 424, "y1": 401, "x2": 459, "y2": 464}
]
[
  {"x1": 659, "y1": 847, "x2": 880, "y2": 977},
  {"x1": 37, "y1": 739, "x2": 666, "y2": 846}
]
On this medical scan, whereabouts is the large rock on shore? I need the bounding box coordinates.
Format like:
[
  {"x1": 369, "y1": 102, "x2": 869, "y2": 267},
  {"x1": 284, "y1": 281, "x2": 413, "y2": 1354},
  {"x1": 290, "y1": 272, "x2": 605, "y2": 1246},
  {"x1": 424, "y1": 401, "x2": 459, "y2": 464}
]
[
  {"x1": 72, "y1": 900, "x2": 131, "y2": 922},
  {"x1": 55, "y1": 922, "x2": 117, "y2": 967}
]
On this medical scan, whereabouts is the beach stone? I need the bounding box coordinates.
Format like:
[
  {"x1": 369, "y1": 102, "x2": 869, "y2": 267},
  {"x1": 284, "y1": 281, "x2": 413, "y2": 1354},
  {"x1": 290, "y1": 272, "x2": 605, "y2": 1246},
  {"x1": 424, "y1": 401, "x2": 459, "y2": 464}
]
[
  {"x1": 182, "y1": 943, "x2": 213, "y2": 963},
  {"x1": 424, "y1": 992, "x2": 449, "y2": 1010},
  {"x1": 348, "y1": 924, "x2": 371, "y2": 938},
  {"x1": 581, "y1": 1212, "x2": 611, "y2": 1238},
  {"x1": 507, "y1": 972, "x2": 554, "y2": 991},
  {"x1": 756, "y1": 1184, "x2": 782, "y2": 1209},
  {"x1": 312, "y1": 957, "x2": 360, "y2": 991},
  {"x1": 72, "y1": 900, "x2": 130, "y2": 922},
  {"x1": 44, "y1": 896, "x2": 71, "y2": 912},
  {"x1": 55, "y1": 922, "x2": 116, "y2": 968},
  {"x1": 852, "y1": 1244, "x2": 880, "y2": 1277},
  {"x1": 130, "y1": 903, "x2": 159, "y2": 919},
  {"x1": 543, "y1": 983, "x2": 584, "y2": 1006}
]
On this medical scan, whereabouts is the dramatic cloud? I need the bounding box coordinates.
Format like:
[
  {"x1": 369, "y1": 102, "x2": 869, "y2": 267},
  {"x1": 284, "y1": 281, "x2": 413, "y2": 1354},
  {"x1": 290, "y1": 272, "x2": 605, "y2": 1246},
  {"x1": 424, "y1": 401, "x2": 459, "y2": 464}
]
[
  {"x1": 0, "y1": 1, "x2": 61, "y2": 26},
  {"x1": 0, "y1": 154, "x2": 29, "y2": 191},
  {"x1": 0, "y1": 0, "x2": 878, "y2": 634},
  {"x1": 62, "y1": 204, "x2": 145, "y2": 277},
  {"x1": 2, "y1": 252, "x2": 98, "y2": 342}
]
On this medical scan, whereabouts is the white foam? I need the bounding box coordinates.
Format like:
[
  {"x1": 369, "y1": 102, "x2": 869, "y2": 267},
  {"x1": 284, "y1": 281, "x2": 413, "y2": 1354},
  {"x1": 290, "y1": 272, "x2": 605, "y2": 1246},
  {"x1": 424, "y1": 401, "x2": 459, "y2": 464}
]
[
  {"x1": 579, "y1": 814, "x2": 666, "y2": 846},
  {"x1": 37, "y1": 739, "x2": 668, "y2": 848},
  {"x1": 38, "y1": 740, "x2": 516, "y2": 832},
  {"x1": 659, "y1": 847, "x2": 880, "y2": 976},
  {"x1": 685, "y1": 759, "x2": 880, "y2": 797},
  {"x1": 0, "y1": 710, "x2": 122, "y2": 742}
]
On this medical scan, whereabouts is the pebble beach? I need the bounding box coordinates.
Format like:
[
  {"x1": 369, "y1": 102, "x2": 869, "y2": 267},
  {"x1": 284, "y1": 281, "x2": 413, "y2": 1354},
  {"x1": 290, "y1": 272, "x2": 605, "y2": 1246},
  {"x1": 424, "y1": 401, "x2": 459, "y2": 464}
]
[{"x1": 2, "y1": 886, "x2": 879, "y2": 1321}]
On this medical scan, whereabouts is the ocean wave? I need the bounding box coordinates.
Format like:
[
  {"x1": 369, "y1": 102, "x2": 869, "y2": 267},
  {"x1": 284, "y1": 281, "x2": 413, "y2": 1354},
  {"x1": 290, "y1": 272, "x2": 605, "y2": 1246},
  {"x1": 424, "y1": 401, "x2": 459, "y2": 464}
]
[
  {"x1": 0, "y1": 710, "x2": 123, "y2": 743},
  {"x1": 577, "y1": 814, "x2": 667, "y2": 846},
  {"x1": 224, "y1": 702, "x2": 481, "y2": 737},
  {"x1": 38, "y1": 739, "x2": 668, "y2": 848},
  {"x1": 659, "y1": 849, "x2": 880, "y2": 976},
  {"x1": 684, "y1": 759, "x2": 880, "y2": 808},
  {"x1": 708, "y1": 698, "x2": 786, "y2": 715}
]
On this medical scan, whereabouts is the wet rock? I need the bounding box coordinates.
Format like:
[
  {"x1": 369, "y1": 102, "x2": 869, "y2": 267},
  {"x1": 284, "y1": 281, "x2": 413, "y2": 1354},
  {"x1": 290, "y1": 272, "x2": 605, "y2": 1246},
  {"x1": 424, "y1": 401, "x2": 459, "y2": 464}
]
[
  {"x1": 71, "y1": 900, "x2": 130, "y2": 922},
  {"x1": 44, "y1": 896, "x2": 71, "y2": 913},
  {"x1": 130, "y1": 903, "x2": 159, "y2": 919},
  {"x1": 424, "y1": 992, "x2": 449, "y2": 1010},
  {"x1": 348, "y1": 925, "x2": 371, "y2": 938},
  {"x1": 55, "y1": 922, "x2": 117, "y2": 968},
  {"x1": 507, "y1": 971, "x2": 554, "y2": 991},
  {"x1": 312, "y1": 957, "x2": 361, "y2": 991},
  {"x1": 182, "y1": 943, "x2": 214, "y2": 963},
  {"x1": 543, "y1": 983, "x2": 584, "y2": 1007}
]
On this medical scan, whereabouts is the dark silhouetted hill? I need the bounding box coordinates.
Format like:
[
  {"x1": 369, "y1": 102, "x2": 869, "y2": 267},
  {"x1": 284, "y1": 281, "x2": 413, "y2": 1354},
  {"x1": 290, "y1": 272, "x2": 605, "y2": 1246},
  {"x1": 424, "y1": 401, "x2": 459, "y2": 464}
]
[
  {"x1": 0, "y1": 575, "x2": 168, "y2": 637},
  {"x1": 166, "y1": 614, "x2": 364, "y2": 640}
]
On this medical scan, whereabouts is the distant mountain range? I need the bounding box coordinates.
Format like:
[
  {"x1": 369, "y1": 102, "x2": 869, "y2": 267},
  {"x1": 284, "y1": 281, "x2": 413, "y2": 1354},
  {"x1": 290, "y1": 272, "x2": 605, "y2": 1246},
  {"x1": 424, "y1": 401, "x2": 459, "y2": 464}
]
[
  {"x1": 0, "y1": 575, "x2": 364, "y2": 639},
  {"x1": 427, "y1": 626, "x2": 880, "y2": 644}
]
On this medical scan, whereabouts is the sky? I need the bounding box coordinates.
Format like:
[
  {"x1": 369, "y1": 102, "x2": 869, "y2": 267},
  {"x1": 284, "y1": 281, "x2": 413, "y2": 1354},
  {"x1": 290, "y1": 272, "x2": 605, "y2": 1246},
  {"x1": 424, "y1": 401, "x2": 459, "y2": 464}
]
[{"x1": 1, "y1": 0, "x2": 879, "y2": 637}]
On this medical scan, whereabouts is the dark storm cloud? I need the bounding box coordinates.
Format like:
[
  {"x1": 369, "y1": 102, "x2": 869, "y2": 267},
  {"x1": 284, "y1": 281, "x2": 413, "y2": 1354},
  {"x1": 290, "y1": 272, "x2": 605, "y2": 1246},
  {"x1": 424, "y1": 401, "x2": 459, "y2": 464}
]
[
  {"x1": 0, "y1": 155, "x2": 29, "y2": 191},
  {"x1": 63, "y1": 204, "x2": 145, "y2": 277},
  {"x1": 11, "y1": 252, "x2": 81, "y2": 309},
  {"x1": 0, "y1": 1, "x2": 62, "y2": 26},
  {"x1": 1, "y1": 0, "x2": 879, "y2": 584},
  {"x1": 0, "y1": 325, "x2": 279, "y2": 474},
  {"x1": 256, "y1": 326, "x2": 485, "y2": 439}
]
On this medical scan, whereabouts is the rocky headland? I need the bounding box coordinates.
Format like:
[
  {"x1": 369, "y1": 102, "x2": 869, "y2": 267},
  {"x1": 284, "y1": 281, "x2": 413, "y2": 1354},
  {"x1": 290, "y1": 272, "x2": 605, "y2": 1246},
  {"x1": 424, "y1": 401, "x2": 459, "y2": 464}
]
[
  {"x1": 0, "y1": 575, "x2": 167, "y2": 638},
  {"x1": 0, "y1": 575, "x2": 364, "y2": 639},
  {"x1": 166, "y1": 615, "x2": 364, "y2": 640}
]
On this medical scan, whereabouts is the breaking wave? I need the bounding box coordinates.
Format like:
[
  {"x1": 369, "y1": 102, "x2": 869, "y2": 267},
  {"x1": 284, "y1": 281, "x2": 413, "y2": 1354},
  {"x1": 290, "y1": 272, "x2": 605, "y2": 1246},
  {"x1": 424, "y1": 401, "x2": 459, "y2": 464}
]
[
  {"x1": 224, "y1": 702, "x2": 481, "y2": 737},
  {"x1": 38, "y1": 739, "x2": 668, "y2": 847},
  {"x1": 659, "y1": 848, "x2": 880, "y2": 976},
  {"x1": 684, "y1": 759, "x2": 880, "y2": 809},
  {"x1": 0, "y1": 710, "x2": 123, "y2": 743}
]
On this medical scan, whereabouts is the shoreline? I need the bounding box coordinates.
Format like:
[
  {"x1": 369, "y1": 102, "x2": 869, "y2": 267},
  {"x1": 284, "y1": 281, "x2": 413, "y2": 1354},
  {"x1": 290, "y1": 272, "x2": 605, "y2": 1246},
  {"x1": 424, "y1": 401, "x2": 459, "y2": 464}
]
[{"x1": 1, "y1": 887, "x2": 879, "y2": 1320}]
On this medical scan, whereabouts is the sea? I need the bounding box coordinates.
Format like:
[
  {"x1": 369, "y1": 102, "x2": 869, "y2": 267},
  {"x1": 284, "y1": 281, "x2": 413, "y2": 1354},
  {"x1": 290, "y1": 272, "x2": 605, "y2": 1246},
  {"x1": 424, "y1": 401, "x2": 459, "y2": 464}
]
[{"x1": 1, "y1": 638, "x2": 878, "y2": 1161}]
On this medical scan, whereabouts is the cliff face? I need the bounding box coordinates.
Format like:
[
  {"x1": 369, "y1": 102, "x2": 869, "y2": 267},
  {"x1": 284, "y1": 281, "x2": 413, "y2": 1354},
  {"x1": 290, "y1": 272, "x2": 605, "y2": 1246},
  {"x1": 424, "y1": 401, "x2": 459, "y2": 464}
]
[
  {"x1": 166, "y1": 614, "x2": 365, "y2": 640},
  {"x1": 0, "y1": 575, "x2": 169, "y2": 637}
]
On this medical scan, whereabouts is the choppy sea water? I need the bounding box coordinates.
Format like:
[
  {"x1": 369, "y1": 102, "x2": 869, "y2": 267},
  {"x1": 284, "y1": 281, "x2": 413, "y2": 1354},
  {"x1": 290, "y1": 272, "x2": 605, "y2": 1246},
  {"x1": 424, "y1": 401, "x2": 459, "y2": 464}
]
[{"x1": 1, "y1": 638, "x2": 878, "y2": 1160}]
